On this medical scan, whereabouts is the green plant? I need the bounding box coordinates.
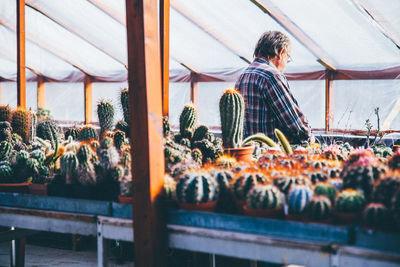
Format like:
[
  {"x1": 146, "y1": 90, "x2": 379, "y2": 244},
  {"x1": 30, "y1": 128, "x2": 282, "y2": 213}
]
[
  {"x1": 233, "y1": 172, "x2": 268, "y2": 201},
  {"x1": 180, "y1": 138, "x2": 191, "y2": 148},
  {"x1": 288, "y1": 184, "x2": 313, "y2": 214},
  {"x1": 163, "y1": 174, "x2": 176, "y2": 200},
  {"x1": 192, "y1": 139, "x2": 220, "y2": 163},
  {"x1": 11, "y1": 108, "x2": 31, "y2": 142},
  {"x1": 32, "y1": 165, "x2": 49, "y2": 184},
  {"x1": 60, "y1": 151, "x2": 78, "y2": 184},
  {"x1": 163, "y1": 116, "x2": 170, "y2": 137},
  {"x1": 78, "y1": 125, "x2": 98, "y2": 141},
  {"x1": 30, "y1": 150, "x2": 45, "y2": 164},
  {"x1": 307, "y1": 195, "x2": 332, "y2": 221},
  {"x1": 246, "y1": 184, "x2": 284, "y2": 210},
  {"x1": 314, "y1": 182, "x2": 337, "y2": 203},
  {"x1": 179, "y1": 103, "x2": 196, "y2": 136},
  {"x1": 115, "y1": 120, "x2": 129, "y2": 138},
  {"x1": 97, "y1": 100, "x2": 115, "y2": 137},
  {"x1": 191, "y1": 148, "x2": 203, "y2": 165},
  {"x1": 0, "y1": 161, "x2": 13, "y2": 183},
  {"x1": 0, "y1": 121, "x2": 12, "y2": 142},
  {"x1": 373, "y1": 173, "x2": 400, "y2": 208},
  {"x1": 0, "y1": 141, "x2": 12, "y2": 161},
  {"x1": 36, "y1": 108, "x2": 51, "y2": 122},
  {"x1": 110, "y1": 164, "x2": 124, "y2": 182},
  {"x1": 0, "y1": 105, "x2": 11, "y2": 122},
  {"x1": 215, "y1": 155, "x2": 237, "y2": 169},
  {"x1": 275, "y1": 129, "x2": 293, "y2": 154},
  {"x1": 37, "y1": 120, "x2": 59, "y2": 149},
  {"x1": 273, "y1": 175, "x2": 311, "y2": 195},
  {"x1": 113, "y1": 130, "x2": 126, "y2": 150},
  {"x1": 77, "y1": 144, "x2": 93, "y2": 164},
  {"x1": 65, "y1": 127, "x2": 80, "y2": 140},
  {"x1": 242, "y1": 133, "x2": 278, "y2": 148},
  {"x1": 388, "y1": 151, "x2": 400, "y2": 170},
  {"x1": 335, "y1": 189, "x2": 365, "y2": 213},
  {"x1": 176, "y1": 171, "x2": 219, "y2": 204},
  {"x1": 30, "y1": 112, "x2": 37, "y2": 142},
  {"x1": 76, "y1": 162, "x2": 96, "y2": 186},
  {"x1": 210, "y1": 169, "x2": 234, "y2": 196},
  {"x1": 363, "y1": 202, "x2": 388, "y2": 228},
  {"x1": 120, "y1": 88, "x2": 130, "y2": 123},
  {"x1": 101, "y1": 136, "x2": 113, "y2": 149},
  {"x1": 192, "y1": 125, "x2": 209, "y2": 142}
]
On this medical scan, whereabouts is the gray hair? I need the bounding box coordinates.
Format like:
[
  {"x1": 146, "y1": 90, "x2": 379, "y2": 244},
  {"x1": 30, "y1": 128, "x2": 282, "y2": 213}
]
[{"x1": 254, "y1": 31, "x2": 291, "y2": 59}]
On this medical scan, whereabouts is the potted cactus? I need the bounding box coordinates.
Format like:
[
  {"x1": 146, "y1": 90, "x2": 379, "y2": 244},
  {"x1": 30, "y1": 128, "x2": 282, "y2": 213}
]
[
  {"x1": 306, "y1": 195, "x2": 332, "y2": 223},
  {"x1": 287, "y1": 184, "x2": 313, "y2": 221},
  {"x1": 243, "y1": 184, "x2": 284, "y2": 219},
  {"x1": 362, "y1": 202, "x2": 389, "y2": 230},
  {"x1": 334, "y1": 189, "x2": 366, "y2": 224}
]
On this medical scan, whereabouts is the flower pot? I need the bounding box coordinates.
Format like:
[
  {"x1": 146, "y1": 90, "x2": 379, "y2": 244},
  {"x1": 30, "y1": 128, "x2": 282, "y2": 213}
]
[
  {"x1": 118, "y1": 195, "x2": 133, "y2": 204},
  {"x1": 224, "y1": 146, "x2": 255, "y2": 162},
  {"x1": 0, "y1": 182, "x2": 31, "y2": 193},
  {"x1": 29, "y1": 183, "x2": 48, "y2": 195},
  {"x1": 243, "y1": 206, "x2": 284, "y2": 219},
  {"x1": 334, "y1": 211, "x2": 362, "y2": 225},
  {"x1": 178, "y1": 200, "x2": 217, "y2": 212}
]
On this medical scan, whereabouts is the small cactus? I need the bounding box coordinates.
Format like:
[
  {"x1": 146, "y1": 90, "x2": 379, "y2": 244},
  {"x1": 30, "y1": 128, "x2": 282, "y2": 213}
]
[
  {"x1": 36, "y1": 120, "x2": 59, "y2": 149},
  {"x1": 0, "y1": 105, "x2": 11, "y2": 122},
  {"x1": 30, "y1": 150, "x2": 45, "y2": 163},
  {"x1": 233, "y1": 172, "x2": 268, "y2": 201},
  {"x1": 246, "y1": 184, "x2": 284, "y2": 210},
  {"x1": 0, "y1": 161, "x2": 13, "y2": 182},
  {"x1": 180, "y1": 138, "x2": 191, "y2": 148},
  {"x1": 163, "y1": 116, "x2": 170, "y2": 137},
  {"x1": 65, "y1": 127, "x2": 80, "y2": 140},
  {"x1": 191, "y1": 148, "x2": 203, "y2": 165},
  {"x1": 101, "y1": 137, "x2": 113, "y2": 149},
  {"x1": 307, "y1": 195, "x2": 332, "y2": 221},
  {"x1": 314, "y1": 182, "x2": 337, "y2": 203},
  {"x1": 288, "y1": 184, "x2": 313, "y2": 215},
  {"x1": 113, "y1": 130, "x2": 126, "y2": 150},
  {"x1": 11, "y1": 108, "x2": 31, "y2": 142},
  {"x1": 115, "y1": 120, "x2": 129, "y2": 138},
  {"x1": 60, "y1": 151, "x2": 78, "y2": 184},
  {"x1": 163, "y1": 174, "x2": 176, "y2": 200},
  {"x1": 176, "y1": 171, "x2": 219, "y2": 204},
  {"x1": 388, "y1": 151, "x2": 400, "y2": 170},
  {"x1": 76, "y1": 162, "x2": 96, "y2": 186},
  {"x1": 32, "y1": 165, "x2": 49, "y2": 184},
  {"x1": 363, "y1": 202, "x2": 388, "y2": 228},
  {"x1": 120, "y1": 88, "x2": 130, "y2": 124},
  {"x1": 210, "y1": 169, "x2": 234, "y2": 196},
  {"x1": 273, "y1": 175, "x2": 311, "y2": 195},
  {"x1": 0, "y1": 141, "x2": 12, "y2": 161},
  {"x1": 179, "y1": 103, "x2": 196, "y2": 135},
  {"x1": 77, "y1": 144, "x2": 93, "y2": 164},
  {"x1": 335, "y1": 189, "x2": 365, "y2": 213},
  {"x1": 373, "y1": 173, "x2": 400, "y2": 208},
  {"x1": 215, "y1": 155, "x2": 237, "y2": 169},
  {"x1": 192, "y1": 125, "x2": 209, "y2": 142},
  {"x1": 78, "y1": 125, "x2": 98, "y2": 141},
  {"x1": 97, "y1": 100, "x2": 115, "y2": 137}
]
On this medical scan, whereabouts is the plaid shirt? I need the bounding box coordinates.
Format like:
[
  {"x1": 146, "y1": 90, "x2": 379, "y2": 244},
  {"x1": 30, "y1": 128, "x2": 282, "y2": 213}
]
[{"x1": 235, "y1": 57, "x2": 312, "y2": 143}]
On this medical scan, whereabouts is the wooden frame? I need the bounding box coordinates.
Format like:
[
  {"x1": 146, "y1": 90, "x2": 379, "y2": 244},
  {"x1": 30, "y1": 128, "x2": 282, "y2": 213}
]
[
  {"x1": 17, "y1": 0, "x2": 26, "y2": 108},
  {"x1": 190, "y1": 72, "x2": 198, "y2": 107},
  {"x1": 160, "y1": 0, "x2": 170, "y2": 116},
  {"x1": 84, "y1": 75, "x2": 93, "y2": 124},
  {"x1": 37, "y1": 75, "x2": 45, "y2": 109},
  {"x1": 325, "y1": 70, "x2": 334, "y2": 131}
]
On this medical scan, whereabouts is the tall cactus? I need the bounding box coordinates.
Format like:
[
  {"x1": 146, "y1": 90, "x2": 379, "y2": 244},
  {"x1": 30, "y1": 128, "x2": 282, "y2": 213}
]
[
  {"x1": 60, "y1": 151, "x2": 78, "y2": 184},
  {"x1": 121, "y1": 88, "x2": 130, "y2": 123},
  {"x1": 219, "y1": 88, "x2": 244, "y2": 148},
  {"x1": 30, "y1": 112, "x2": 37, "y2": 142},
  {"x1": 97, "y1": 100, "x2": 115, "y2": 137},
  {"x1": 179, "y1": 103, "x2": 197, "y2": 135},
  {"x1": 11, "y1": 108, "x2": 31, "y2": 143},
  {"x1": 36, "y1": 120, "x2": 59, "y2": 149},
  {"x1": 0, "y1": 105, "x2": 11, "y2": 122}
]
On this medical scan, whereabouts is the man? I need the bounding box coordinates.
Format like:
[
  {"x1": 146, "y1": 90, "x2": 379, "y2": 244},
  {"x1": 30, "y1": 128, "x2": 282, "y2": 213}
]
[{"x1": 235, "y1": 31, "x2": 314, "y2": 144}]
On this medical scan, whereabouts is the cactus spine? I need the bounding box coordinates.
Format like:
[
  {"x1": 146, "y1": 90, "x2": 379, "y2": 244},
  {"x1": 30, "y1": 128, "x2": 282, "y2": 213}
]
[
  {"x1": 274, "y1": 129, "x2": 293, "y2": 154},
  {"x1": 11, "y1": 108, "x2": 31, "y2": 143},
  {"x1": 176, "y1": 171, "x2": 219, "y2": 203},
  {"x1": 246, "y1": 184, "x2": 284, "y2": 210},
  {"x1": 335, "y1": 189, "x2": 365, "y2": 213},
  {"x1": 307, "y1": 195, "x2": 332, "y2": 221},
  {"x1": 219, "y1": 89, "x2": 244, "y2": 148},
  {"x1": 97, "y1": 100, "x2": 115, "y2": 137},
  {"x1": 288, "y1": 184, "x2": 313, "y2": 214}
]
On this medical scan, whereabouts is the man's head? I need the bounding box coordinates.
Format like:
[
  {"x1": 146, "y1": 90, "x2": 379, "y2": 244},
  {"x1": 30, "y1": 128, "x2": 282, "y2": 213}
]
[{"x1": 254, "y1": 31, "x2": 292, "y2": 72}]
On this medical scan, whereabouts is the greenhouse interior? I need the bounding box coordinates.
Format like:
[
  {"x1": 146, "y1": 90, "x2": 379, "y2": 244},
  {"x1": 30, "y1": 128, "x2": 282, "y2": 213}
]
[{"x1": 0, "y1": 0, "x2": 400, "y2": 266}]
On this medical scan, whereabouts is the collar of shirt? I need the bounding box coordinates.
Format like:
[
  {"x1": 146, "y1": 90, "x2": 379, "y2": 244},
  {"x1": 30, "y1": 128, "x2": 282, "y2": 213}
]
[{"x1": 254, "y1": 57, "x2": 289, "y2": 87}]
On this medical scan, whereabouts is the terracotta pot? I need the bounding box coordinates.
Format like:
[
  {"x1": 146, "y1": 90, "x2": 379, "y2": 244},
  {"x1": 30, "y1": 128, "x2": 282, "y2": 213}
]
[
  {"x1": 224, "y1": 146, "x2": 255, "y2": 162},
  {"x1": 243, "y1": 206, "x2": 284, "y2": 219},
  {"x1": 0, "y1": 182, "x2": 31, "y2": 193},
  {"x1": 178, "y1": 200, "x2": 217, "y2": 212},
  {"x1": 29, "y1": 183, "x2": 48, "y2": 195},
  {"x1": 234, "y1": 198, "x2": 246, "y2": 214},
  {"x1": 118, "y1": 195, "x2": 133, "y2": 204},
  {"x1": 334, "y1": 211, "x2": 362, "y2": 225}
]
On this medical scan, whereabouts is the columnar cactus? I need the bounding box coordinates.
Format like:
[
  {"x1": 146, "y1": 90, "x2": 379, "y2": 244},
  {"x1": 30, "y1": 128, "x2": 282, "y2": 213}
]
[
  {"x1": 30, "y1": 112, "x2": 37, "y2": 142},
  {"x1": 314, "y1": 182, "x2": 337, "y2": 203},
  {"x1": 76, "y1": 162, "x2": 96, "y2": 186},
  {"x1": 77, "y1": 144, "x2": 93, "y2": 164},
  {"x1": 307, "y1": 195, "x2": 332, "y2": 221},
  {"x1": 192, "y1": 125, "x2": 209, "y2": 142},
  {"x1": 191, "y1": 148, "x2": 203, "y2": 165},
  {"x1": 335, "y1": 189, "x2": 365, "y2": 213},
  {"x1": 78, "y1": 125, "x2": 98, "y2": 141},
  {"x1": 113, "y1": 130, "x2": 126, "y2": 150},
  {"x1": 219, "y1": 88, "x2": 244, "y2": 148},
  {"x1": 246, "y1": 184, "x2": 284, "y2": 210},
  {"x1": 273, "y1": 175, "x2": 312, "y2": 195},
  {"x1": 11, "y1": 108, "x2": 31, "y2": 142},
  {"x1": 176, "y1": 171, "x2": 219, "y2": 203},
  {"x1": 0, "y1": 105, "x2": 11, "y2": 122},
  {"x1": 363, "y1": 203, "x2": 388, "y2": 228},
  {"x1": 97, "y1": 100, "x2": 115, "y2": 137},
  {"x1": 120, "y1": 88, "x2": 130, "y2": 123},
  {"x1": 0, "y1": 141, "x2": 12, "y2": 161},
  {"x1": 36, "y1": 120, "x2": 59, "y2": 149},
  {"x1": 65, "y1": 127, "x2": 80, "y2": 141},
  {"x1": 373, "y1": 173, "x2": 400, "y2": 208},
  {"x1": 60, "y1": 151, "x2": 78, "y2": 184},
  {"x1": 179, "y1": 103, "x2": 196, "y2": 135},
  {"x1": 288, "y1": 184, "x2": 313, "y2": 214},
  {"x1": 233, "y1": 172, "x2": 268, "y2": 201},
  {"x1": 115, "y1": 120, "x2": 129, "y2": 138}
]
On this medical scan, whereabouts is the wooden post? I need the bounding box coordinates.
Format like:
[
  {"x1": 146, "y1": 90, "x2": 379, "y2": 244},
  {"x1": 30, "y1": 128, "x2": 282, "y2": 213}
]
[
  {"x1": 190, "y1": 72, "x2": 198, "y2": 107},
  {"x1": 84, "y1": 75, "x2": 93, "y2": 124},
  {"x1": 126, "y1": 0, "x2": 166, "y2": 267},
  {"x1": 37, "y1": 76, "x2": 45, "y2": 109},
  {"x1": 17, "y1": 0, "x2": 26, "y2": 108},
  {"x1": 0, "y1": 82, "x2": 2, "y2": 104},
  {"x1": 325, "y1": 70, "x2": 334, "y2": 132},
  {"x1": 160, "y1": 0, "x2": 170, "y2": 117}
]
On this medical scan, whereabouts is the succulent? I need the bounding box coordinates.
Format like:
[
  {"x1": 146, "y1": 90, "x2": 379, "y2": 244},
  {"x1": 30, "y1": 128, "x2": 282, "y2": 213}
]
[
  {"x1": 11, "y1": 108, "x2": 31, "y2": 142},
  {"x1": 78, "y1": 125, "x2": 98, "y2": 141},
  {"x1": 233, "y1": 172, "x2": 268, "y2": 201},
  {"x1": 327, "y1": 178, "x2": 343, "y2": 191},
  {"x1": 163, "y1": 174, "x2": 176, "y2": 200},
  {"x1": 246, "y1": 184, "x2": 284, "y2": 210},
  {"x1": 60, "y1": 151, "x2": 78, "y2": 184},
  {"x1": 97, "y1": 146, "x2": 120, "y2": 175},
  {"x1": 169, "y1": 161, "x2": 199, "y2": 178},
  {"x1": 0, "y1": 126, "x2": 11, "y2": 142},
  {"x1": 219, "y1": 89, "x2": 244, "y2": 148},
  {"x1": 191, "y1": 148, "x2": 203, "y2": 165},
  {"x1": 163, "y1": 116, "x2": 170, "y2": 137},
  {"x1": 314, "y1": 182, "x2": 337, "y2": 203},
  {"x1": 176, "y1": 171, "x2": 219, "y2": 204},
  {"x1": 192, "y1": 139, "x2": 220, "y2": 163},
  {"x1": 65, "y1": 127, "x2": 80, "y2": 140},
  {"x1": 215, "y1": 155, "x2": 237, "y2": 169},
  {"x1": 210, "y1": 169, "x2": 234, "y2": 196},
  {"x1": 36, "y1": 108, "x2": 51, "y2": 122},
  {"x1": 30, "y1": 112, "x2": 37, "y2": 142},
  {"x1": 192, "y1": 125, "x2": 209, "y2": 143},
  {"x1": 0, "y1": 161, "x2": 13, "y2": 182},
  {"x1": 179, "y1": 103, "x2": 196, "y2": 135},
  {"x1": 179, "y1": 138, "x2": 191, "y2": 148},
  {"x1": 76, "y1": 162, "x2": 96, "y2": 186},
  {"x1": 288, "y1": 184, "x2": 313, "y2": 215},
  {"x1": 36, "y1": 120, "x2": 59, "y2": 149},
  {"x1": 77, "y1": 144, "x2": 93, "y2": 164},
  {"x1": 113, "y1": 130, "x2": 126, "y2": 150},
  {"x1": 373, "y1": 173, "x2": 400, "y2": 208},
  {"x1": 275, "y1": 129, "x2": 293, "y2": 155},
  {"x1": 305, "y1": 170, "x2": 328, "y2": 184},
  {"x1": 307, "y1": 195, "x2": 332, "y2": 221},
  {"x1": 110, "y1": 164, "x2": 124, "y2": 182},
  {"x1": 115, "y1": 120, "x2": 129, "y2": 138},
  {"x1": 100, "y1": 137, "x2": 113, "y2": 149},
  {"x1": 363, "y1": 202, "x2": 388, "y2": 228},
  {"x1": 30, "y1": 149, "x2": 45, "y2": 164},
  {"x1": 273, "y1": 175, "x2": 311, "y2": 195},
  {"x1": 0, "y1": 105, "x2": 11, "y2": 122},
  {"x1": 0, "y1": 141, "x2": 12, "y2": 161},
  {"x1": 120, "y1": 151, "x2": 132, "y2": 173},
  {"x1": 120, "y1": 88, "x2": 130, "y2": 124},
  {"x1": 97, "y1": 100, "x2": 115, "y2": 137},
  {"x1": 32, "y1": 165, "x2": 49, "y2": 184},
  {"x1": 335, "y1": 189, "x2": 365, "y2": 213}
]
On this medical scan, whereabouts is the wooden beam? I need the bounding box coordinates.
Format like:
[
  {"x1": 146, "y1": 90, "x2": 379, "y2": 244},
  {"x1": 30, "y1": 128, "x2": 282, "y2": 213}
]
[
  {"x1": 325, "y1": 70, "x2": 334, "y2": 131},
  {"x1": 251, "y1": 0, "x2": 336, "y2": 70},
  {"x1": 190, "y1": 72, "x2": 198, "y2": 107},
  {"x1": 84, "y1": 75, "x2": 93, "y2": 124},
  {"x1": 160, "y1": 0, "x2": 170, "y2": 117},
  {"x1": 17, "y1": 0, "x2": 26, "y2": 108},
  {"x1": 125, "y1": 0, "x2": 166, "y2": 266},
  {"x1": 37, "y1": 76, "x2": 45, "y2": 109}
]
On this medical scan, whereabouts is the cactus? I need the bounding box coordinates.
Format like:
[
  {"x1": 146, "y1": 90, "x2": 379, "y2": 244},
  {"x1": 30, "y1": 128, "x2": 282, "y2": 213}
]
[
  {"x1": 210, "y1": 169, "x2": 234, "y2": 196},
  {"x1": 32, "y1": 165, "x2": 49, "y2": 184},
  {"x1": 179, "y1": 103, "x2": 196, "y2": 135},
  {"x1": 242, "y1": 133, "x2": 278, "y2": 148},
  {"x1": 76, "y1": 162, "x2": 96, "y2": 186},
  {"x1": 233, "y1": 172, "x2": 268, "y2": 201},
  {"x1": 180, "y1": 138, "x2": 191, "y2": 148},
  {"x1": 273, "y1": 175, "x2": 312, "y2": 195},
  {"x1": 113, "y1": 130, "x2": 126, "y2": 150},
  {"x1": 30, "y1": 150, "x2": 45, "y2": 163},
  {"x1": 30, "y1": 112, "x2": 37, "y2": 142},
  {"x1": 307, "y1": 195, "x2": 332, "y2": 221},
  {"x1": 163, "y1": 174, "x2": 176, "y2": 200},
  {"x1": 0, "y1": 122, "x2": 11, "y2": 142},
  {"x1": 192, "y1": 139, "x2": 220, "y2": 163},
  {"x1": 60, "y1": 151, "x2": 78, "y2": 184},
  {"x1": 16, "y1": 150, "x2": 29, "y2": 164},
  {"x1": 246, "y1": 184, "x2": 284, "y2": 210},
  {"x1": 288, "y1": 184, "x2": 313, "y2": 214},
  {"x1": 11, "y1": 108, "x2": 31, "y2": 142},
  {"x1": 36, "y1": 108, "x2": 51, "y2": 122},
  {"x1": 163, "y1": 116, "x2": 170, "y2": 137},
  {"x1": 219, "y1": 89, "x2": 244, "y2": 148},
  {"x1": 335, "y1": 189, "x2": 365, "y2": 213},
  {"x1": 314, "y1": 182, "x2": 337, "y2": 203},
  {"x1": 100, "y1": 137, "x2": 113, "y2": 149},
  {"x1": 306, "y1": 170, "x2": 328, "y2": 184},
  {"x1": 0, "y1": 141, "x2": 12, "y2": 161},
  {"x1": 0, "y1": 105, "x2": 11, "y2": 122},
  {"x1": 78, "y1": 125, "x2": 98, "y2": 141},
  {"x1": 115, "y1": 120, "x2": 129, "y2": 138},
  {"x1": 98, "y1": 146, "x2": 120, "y2": 173},
  {"x1": 176, "y1": 171, "x2": 219, "y2": 204},
  {"x1": 215, "y1": 155, "x2": 237, "y2": 169},
  {"x1": 77, "y1": 144, "x2": 93, "y2": 164},
  {"x1": 192, "y1": 125, "x2": 209, "y2": 142},
  {"x1": 191, "y1": 148, "x2": 203, "y2": 165},
  {"x1": 388, "y1": 151, "x2": 400, "y2": 170},
  {"x1": 373, "y1": 173, "x2": 400, "y2": 208},
  {"x1": 274, "y1": 129, "x2": 293, "y2": 155},
  {"x1": 97, "y1": 100, "x2": 115, "y2": 137},
  {"x1": 327, "y1": 178, "x2": 343, "y2": 191},
  {"x1": 363, "y1": 203, "x2": 388, "y2": 228},
  {"x1": 120, "y1": 88, "x2": 130, "y2": 123},
  {"x1": 121, "y1": 151, "x2": 131, "y2": 173},
  {"x1": 0, "y1": 161, "x2": 13, "y2": 182},
  {"x1": 65, "y1": 127, "x2": 80, "y2": 140},
  {"x1": 36, "y1": 120, "x2": 59, "y2": 149}
]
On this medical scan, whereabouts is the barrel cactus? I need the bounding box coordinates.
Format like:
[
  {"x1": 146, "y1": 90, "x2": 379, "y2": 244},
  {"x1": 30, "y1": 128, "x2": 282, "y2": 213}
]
[
  {"x1": 11, "y1": 108, "x2": 31, "y2": 142},
  {"x1": 288, "y1": 184, "x2": 313, "y2": 215},
  {"x1": 0, "y1": 105, "x2": 11, "y2": 122},
  {"x1": 307, "y1": 195, "x2": 332, "y2": 221},
  {"x1": 0, "y1": 121, "x2": 11, "y2": 142},
  {"x1": 273, "y1": 175, "x2": 311, "y2": 195},
  {"x1": 65, "y1": 127, "x2": 80, "y2": 140},
  {"x1": 36, "y1": 120, "x2": 59, "y2": 149},
  {"x1": 120, "y1": 88, "x2": 130, "y2": 123},
  {"x1": 0, "y1": 141, "x2": 12, "y2": 161},
  {"x1": 164, "y1": 174, "x2": 176, "y2": 200},
  {"x1": 335, "y1": 189, "x2": 366, "y2": 213},
  {"x1": 373, "y1": 173, "x2": 400, "y2": 208},
  {"x1": 210, "y1": 169, "x2": 234, "y2": 195},
  {"x1": 179, "y1": 103, "x2": 196, "y2": 135},
  {"x1": 176, "y1": 171, "x2": 219, "y2": 204},
  {"x1": 246, "y1": 184, "x2": 284, "y2": 210},
  {"x1": 97, "y1": 100, "x2": 115, "y2": 137},
  {"x1": 115, "y1": 120, "x2": 129, "y2": 138},
  {"x1": 233, "y1": 172, "x2": 268, "y2": 201},
  {"x1": 192, "y1": 125, "x2": 209, "y2": 142},
  {"x1": 78, "y1": 125, "x2": 98, "y2": 141},
  {"x1": 388, "y1": 151, "x2": 400, "y2": 170},
  {"x1": 363, "y1": 202, "x2": 388, "y2": 228},
  {"x1": 30, "y1": 149, "x2": 45, "y2": 164},
  {"x1": 314, "y1": 182, "x2": 337, "y2": 203},
  {"x1": 219, "y1": 88, "x2": 244, "y2": 148},
  {"x1": 60, "y1": 151, "x2": 78, "y2": 184}
]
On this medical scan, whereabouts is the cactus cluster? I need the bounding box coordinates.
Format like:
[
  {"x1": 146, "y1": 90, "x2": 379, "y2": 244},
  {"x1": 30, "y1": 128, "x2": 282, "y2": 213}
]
[{"x1": 11, "y1": 108, "x2": 31, "y2": 143}]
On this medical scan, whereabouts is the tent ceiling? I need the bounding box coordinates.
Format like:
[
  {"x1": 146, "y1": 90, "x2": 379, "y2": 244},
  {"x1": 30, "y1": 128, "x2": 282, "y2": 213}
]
[{"x1": 0, "y1": 0, "x2": 399, "y2": 81}]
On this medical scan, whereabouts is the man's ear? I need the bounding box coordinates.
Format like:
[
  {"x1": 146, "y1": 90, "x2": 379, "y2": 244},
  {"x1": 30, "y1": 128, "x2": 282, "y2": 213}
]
[{"x1": 278, "y1": 49, "x2": 285, "y2": 59}]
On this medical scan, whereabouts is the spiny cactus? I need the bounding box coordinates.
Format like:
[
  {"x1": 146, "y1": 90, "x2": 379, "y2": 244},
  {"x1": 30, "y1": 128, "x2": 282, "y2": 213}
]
[
  {"x1": 32, "y1": 165, "x2": 49, "y2": 184},
  {"x1": 60, "y1": 151, "x2": 78, "y2": 184},
  {"x1": 78, "y1": 125, "x2": 98, "y2": 141},
  {"x1": 110, "y1": 165, "x2": 124, "y2": 182},
  {"x1": 36, "y1": 120, "x2": 59, "y2": 149},
  {"x1": 233, "y1": 172, "x2": 268, "y2": 201},
  {"x1": 120, "y1": 151, "x2": 131, "y2": 173},
  {"x1": 373, "y1": 173, "x2": 400, "y2": 208},
  {"x1": 0, "y1": 105, "x2": 11, "y2": 122},
  {"x1": 115, "y1": 120, "x2": 129, "y2": 138},
  {"x1": 97, "y1": 100, "x2": 115, "y2": 137},
  {"x1": 192, "y1": 125, "x2": 209, "y2": 143},
  {"x1": 77, "y1": 144, "x2": 93, "y2": 164},
  {"x1": 274, "y1": 129, "x2": 293, "y2": 155},
  {"x1": 176, "y1": 171, "x2": 219, "y2": 204},
  {"x1": 215, "y1": 155, "x2": 237, "y2": 169},
  {"x1": 314, "y1": 182, "x2": 337, "y2": 203},
  {"x1": 0, "y1": 141, "x2": 12, "y2": 161},
  {"x1": 363, "y1": 202, "x2": 388, "y2": 228},
  {"x1": 180, "y1": 138, "x2": 191, "y2": 148},
  {"x1": 179, "y1": 103, "x2": 196, "y2": 135},
  {"x1": 306, "y1": 170, "x2": 328, "y2": 184},
  {"x1": 97, "y1": 145, "x2": 120, "y2": 175},
  {"x1": 30, "y1": 150, "x2": 45, "y2": 164},
  {"x1": 335, "y1": 189, "x2": 365, "y2": 213},
  {"x1": 210, "y1": 169, "x2": 234, "y2": 196},
  {"x1": 246, "y1": 184, "x2": 284, "y2": 210},
  {"x1": 76, "y1": 162, "x2": 96, "y2": 186},
  {"x1": 191, "y1": 148, "x2": 203, "y2": 165},
  {"x1": 113, "y1": 130, "x2": 126, "y2": 150},
  {"x1": 288, "y1": 184, "x2": 313, "y2": 214},
  {"x1": 192, "y1": 139, "x2": 220, "y2": 163},
  {"x1": 242, "y1": 133, "x2": 279, "y2": 148},
  {"x1": 0, "y1": 121, "x2": 11, "y2": 142},
  {"x1": 307, "y1": 195, "x2": 332, "y2": 221},
  {"x1": 328, "y1": 178, "x2": 343, "y2": 191},
  {"x1": 0, "y1": 161, "x2": 13, "y2": 182},
  {"x1": 163, "y1": 116, "x2": 171, "y2": 137},
  {"x1": 120, "y1": 88, "x2": 130, "y2": 123},
  {"x1": 164, "y1": 174, "x2": 176, "y2": 200},
  {"x1": 11, "y1": 108, "x2": 31, "y2": 142},
  {"x1": 65, "y1": 127, "x2": 80, "y2": 141},
  {"x1": 219, "y1": 89, "x2": 244, "y2": 148},
  {"x1": 30, "y1": 112, "x2": 37, "y2": 142},
  {"x1": 16, "y1": 150, "x2": 29, "y2": 164},
  {"x1": 273, "y1": 175, "x2": 312, "y2": 195},
  {"x1": 388, "y1": 151, "x2": 400, "y2": 170},
  {"x1": 101, "y1": 136, "x2": 113, "y2": 149}
]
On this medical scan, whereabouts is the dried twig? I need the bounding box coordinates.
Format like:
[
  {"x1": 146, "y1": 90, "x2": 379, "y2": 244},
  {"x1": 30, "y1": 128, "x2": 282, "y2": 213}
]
[{"x1": 372, "y1": 107, "x2": 381, "y2": 145}]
